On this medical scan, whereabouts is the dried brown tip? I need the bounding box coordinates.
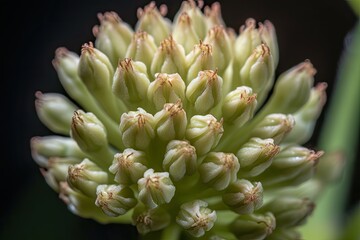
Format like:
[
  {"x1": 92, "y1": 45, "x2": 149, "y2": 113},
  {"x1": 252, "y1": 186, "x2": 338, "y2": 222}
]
[
  {"x1": 134, "y1": 30, "x2": 149, "y2": 40},
  {"x1": 298, "y1": 60, "x2": 317, "y2": 76},
  {"x1": 204, "y1": 2, "x2": 222, "y2": 18},
  {"x1": 240, "y1": 18, "x2": 256, "y2": 33},
  {"x1": 160, "y1": 35, "x2": 176, "y2": 53},
  {"x1": 119, "y1": 58, "x2": 134, "y2": 72},
  {"x1": 52, "y1": 47, "x2": 69, "y2": 69},
  {"x1": 197, "y1": 40, "x2": 213, "y2": 56},
  {"x1": 81, "y1": 42, "x2": 95, "y2": 55}
]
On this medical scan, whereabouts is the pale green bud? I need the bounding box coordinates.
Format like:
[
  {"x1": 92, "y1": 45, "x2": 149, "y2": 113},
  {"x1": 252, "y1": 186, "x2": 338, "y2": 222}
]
[
  {"x1": 70, "y1": 110, "x2": 107, "y2": 153},
  {"x1": 67, "y1": 158, "x2": 108, "y2": 197},
  {"x1": 163, "y1": 140, "x2": 197, "y2": 181},
  {"x1": 119, "y1": 108, "x2": 155, "y2": 150},
  {"x1": 95, "y1": 184, "x2": 137, "y2": 217},
  {"x1": 154, "y1": 101, "x2": 187, "y2": 141},
  {"x1": 222, "y1": 86, "x2": 257, "y2": 126},
  {"x1": 112, "y1": 58, "x2": 150, "y2": 104},
  {"x1": 204, "y1": 2, "x2": 225, "y2": 28},
  {"x1": 257, "y1": 145, "x2": 323, "y2": 188},
  {"x1": 172, "y1": 12, "x2": 199, "y2": 54},
  {"x1": 147, "y1": 73, "x2": 186, "y2": 111},
  {"x1": 137, "y1": 169, "x2": 176, "y2": 209},
  {"x1": 267, "y1": 228, "x2": 302, "y2": 240},
  {"x1": 239, "y1": 43, "x2": 274, "y2": 103},
  {"x1": 185, "y1": 41, "x2": 215, "y2": 84},
  {"x1": 236, "y1": 138, "x2": 280, "y2": 177},
  {"x1": 35, "y1": 92, "x2": 77, "y2": 135},
  {"x1": 230, "y1": 212, "x2": 276, "y2": 240},
  {"x1": 284, "y1": 82, "x2": 327, "y2": 144},
  {"x1": 265, "y1": 60, "x2": 315, "y2": 114},
  {"x1": 176, "y1": 200, "x2": 217, "y2": 238},
  {"x1": 260, "y1": 197, "x2": 315, "y2": 228},
  {"x1": 186, "y1": 70, "x2": 223, "y2": 114},
  {"x1": 251, "y1": 114, "x2": 295, "y2": 144},
  {"x1": 199, "y1": 152, "x2": 240, "y2": 190},
  {"x1": 135, "y1": 2, "x2": 171, "y2": 45},
  {"x1": 125, "y1": 31, "x2": 157, "y2": 71},
  {"x1": 204, "y1": 26, "x2": 232, "y2": 73},
  {"x1": 40, "y1": 157, "x2": 80, "y2": 192},
  {"x1": 259, "y1": 20, "x2": 279, "y2": 68},
  {"x1": 223, "y1": 180, "x2": 263, "y2": 214},
  {"x1": 132, "y1": 205, "x2": 171, "y2": 234},
  {"x1": 186, "y1": 114, "x2": 224, "y2": 156},
  {"x1": 150, "y1": 36, "x2": 187, "y2": 78},
  {"x1": 93, "y1": 12, "x2": 133, "y2": 67},
  {"x1": 235, "y1": 19, "x2": 262, "y2": 69},
  {"x1": 174, "y1": 0, "x2": 207, "y2": 39},
  {"x1": 30, "y1": 136, "x2": 85, "y2": 168},
  {"x1": 109, "y1": 149, "x2": 148, "y2": 185}
]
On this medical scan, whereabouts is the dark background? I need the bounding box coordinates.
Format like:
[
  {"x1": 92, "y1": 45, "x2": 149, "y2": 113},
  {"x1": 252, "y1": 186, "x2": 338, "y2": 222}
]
[{"x1": 2, "y1": 0, "x2": 358, "y2": 239}]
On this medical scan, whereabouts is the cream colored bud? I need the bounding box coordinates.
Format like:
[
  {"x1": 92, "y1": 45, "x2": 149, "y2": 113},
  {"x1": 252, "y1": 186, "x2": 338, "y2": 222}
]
[
  {"x1": 132, "y1": 205, "x2": 171, "y2": 234},
  {"x1": 173, "y1": 12, "x2": 199, "y2": 54},
  {"x1": 204, "y1": 2, "x2": 225, "y2": 28}
]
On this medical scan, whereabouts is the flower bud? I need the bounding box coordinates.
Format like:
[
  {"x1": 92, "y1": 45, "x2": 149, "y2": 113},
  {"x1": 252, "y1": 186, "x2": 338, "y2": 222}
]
[
  {"x1": 199, "y1": 152, "x2": 240, "y2": 190},
  {"x1": 204, "y1": 26, "x2": 232, "y2": 74},
  {"x1": 235, "y1": 19, "x2": 262, "y2": 69},
  {"x1": 95, "y1": 184, "x2": 137, "y2": 217},
  {"x1": 236, "y1": 138, "x2": 280, "y2": 177},
  {"x1": 135, "y1": 2, "x2": 171, "y2": 45},
  {"x1": 109, "y1": 149, "x2": 148, "y2": 185},
  {"x1": 147, "y1": 73, "x2": 186, "y2": 111},
  {"x1": 137, "y1": 169, "x2": 176, "y2": 209},
  {"x1": 223, "y1": 180, "x2": 263, "y2": 214},
  {"x1": 204, "y1": 2, "x2": 225, "y2": 28},
  {"x1": 150, "y1": 36, "x2": 187, "y2": 78},
  {"x1": 284, "y1": 82, "x2": 327, "y2": 144},
  {"x1": 93, "y1": 11, "x2": 133, "y2": 67},
  {"x1": 163, "y1": 140, "x2": 197, "y2": 181},
  {"x1": 125, "y1": 31, "x2": 157, "y2": 71},
  {"x1": 260, "y1": 197, "x2": 315, "y2": 228},
  {"x1": 67, "y1": 158, "x2": 108, "y2": 197},
  {"x1": 176, "y1": 200, "x2": 217, "y2": 238},
  {"x1": 257, "y1": 145, "x2": 323, "y2": 188},
  {"x1": 30, "y1": 136, "x2": 85, "y2": 168},
  {"x1": 132, "y1": 205, "x2": 171, "y2": 234},
  {"x1": 119, "y1": 108, "x2": 155, "y2": 150},
  {"x1": 230, "y1": 212, "x2": 276, "y2": 240},
  {"x1": 173, "y1": 12, "x2": 199, "y2": 54},
  {"x1": 40, "y1": 157, "x2": 80, "y2": 192},
  {"x1": 265, "y1": 60, "x2": 315, "y2": 114},
  {"x1": 174, "y1": 0, "x2": 207, "y2": 39},
  {"x1": 185, "y1": 41, "x2": 215, "y2": 84},
  {"x1": 154, "y1": 101, "x2": 187, "y2": 141},
  {"x1": 70, "y1": 110, "x2": 107, "y2": 152},
  {"x1": 35, "y1": 92, "x2": 77, "y2": 135},
  {"x1": 186, "y1": 70, "x2": 223, "y2": 114},
  {"x1": 112, "y1": 58, "x2": 150, "y2": 104},
  {"x1": 259, "y1": 20, "x2": 279, "y2": 68},
  {"x1": 186, "y1": 114, "x2": 224, "y2": 156},
  {"x1": 222, "y1": 86, "x2": 257, "y2": 126},
  {"x1": 251, "y1": 114, "x2": 295, "y2": 144}
]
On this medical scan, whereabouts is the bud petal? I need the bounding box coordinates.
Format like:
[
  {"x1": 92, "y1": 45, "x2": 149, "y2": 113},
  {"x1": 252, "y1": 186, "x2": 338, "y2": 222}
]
[
  {"x1": 137, "y1": 169, "x2": 176, "y2": 208},
  {"x1": 151, "y1": 36, "x2": 187, "y2": 78},
  {"x1": 251, "y1": 114, "x2": 295, "y2": 144},
  {"x1": 135, "y1": 2, "x2": 171, "y2": 45},
  {"x1": 125, "y1": 31, "x2": 157, "y2": 71},
  {"x1": 223, "y1": 180, "x2": 263, "y2": 214},
  {"x1": 119, "y1": 108, "x2": 155, "y2": 150},
  {"x1": 222, "y1": 86, "x2": 257, "y2": 126},
  {"x1": 109, "y1": 149, "x2": 148, "y2": 185},
  {"x1": 93, "y1": 12, "x2": 133, "y2": 67},
  {"x1": 95, "y1": 184, "x2": 137, "y2": 217},
  {"x1": 199, "y1": 152, "x2": 240, "y2": 190},
  {"x1": 260, "y1": 197, "x2": 315, "y2": 228},
  {"x1": 230, "y1": 212, "x2": 276, "y2": 240},
  {"x1": 176, "y1": 200, "x2": 217, "y2": 237},
  {"x1": 163, "y1": 140, "x2": 197, "y2": 181},
  {"x1": 186, "y1": 70, "x2": 223, "y2": 114},
  {"x1": 204, "y1": 2, "x2": 225, "y2": 28},
  {"x1": 186, "y1": 114, "x2": 224, "y2": 156},
  {"x1": 67, "y1": 158, "x2": 108, "y2": 197},
  {"x1": 35, "y1": 92, "x2": 77, "y2": 135},
  {"x1": 132, "y1": 205, "x2": 171, "y2": 234},
  {"x1": 112, "y1": 58, "x2": 150, "y2": 104},
  {"x1": 259, "y1": 20, "x2": 279, "y2": 68},
  {"x1": 173, "y1": 12, "x2": 199, "y2": 54},
  {"x1": 236, "y1": 138, "x2": 280, "y2": 177},
  {"x1": 154, "y1": 101, "x2": 187, "y2": 141}
]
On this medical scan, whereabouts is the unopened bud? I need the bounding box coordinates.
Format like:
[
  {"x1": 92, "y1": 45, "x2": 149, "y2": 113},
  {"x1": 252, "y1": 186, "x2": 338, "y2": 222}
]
[
  {"x1": 132, "y1": 205, "x2": 171, "y2": 234},
  {"x1": 173, "y1": 12, "x2": 199, "y2": 54},
  {"x1": 259, "y1": 20, "x2": 279, "y2": 67},
  {"x1": 204, "y1": 2, "x2": 225, "y2": 28}
]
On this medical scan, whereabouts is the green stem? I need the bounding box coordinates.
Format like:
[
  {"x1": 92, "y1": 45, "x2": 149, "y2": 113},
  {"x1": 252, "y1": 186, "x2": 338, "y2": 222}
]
[{"x1": 160, "y1": 223, "x2": 182, "y2": 240}]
